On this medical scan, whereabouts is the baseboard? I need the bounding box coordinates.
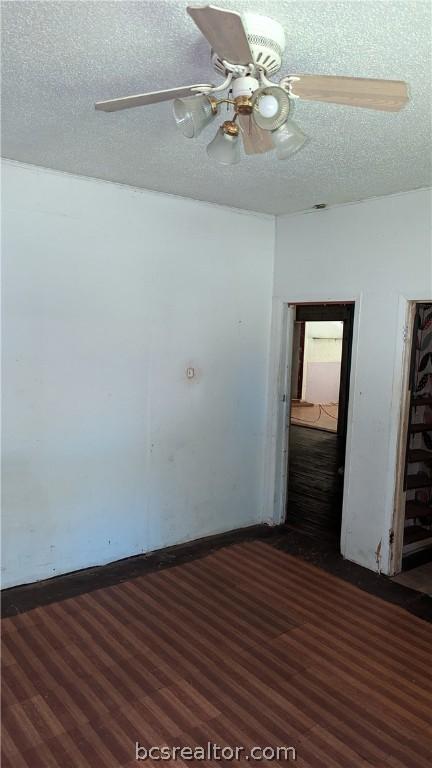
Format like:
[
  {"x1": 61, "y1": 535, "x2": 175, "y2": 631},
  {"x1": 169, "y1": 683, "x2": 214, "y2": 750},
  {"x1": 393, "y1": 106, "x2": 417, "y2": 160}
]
[{"x1": 1, "y1": 523, "x2": 281, "y2": 617}]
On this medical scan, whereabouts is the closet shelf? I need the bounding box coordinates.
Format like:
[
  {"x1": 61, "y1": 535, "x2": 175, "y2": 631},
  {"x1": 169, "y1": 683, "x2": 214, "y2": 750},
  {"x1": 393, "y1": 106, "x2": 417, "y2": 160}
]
[
  {"x1": 409, "y1": 422, "x2": 432, "y2": 433},
  {"x1": 405, "y1": 501, "x2": 432, "y2": 520},
  {"x1": 412, "y1": 395, "x2": 432, "y2": 407},
  {"x1": 408, "y1": 449, "x2": 432, "y2": 464},
  {"x1": 406, "y1": 473, "x2": 432, "y2": 490}
]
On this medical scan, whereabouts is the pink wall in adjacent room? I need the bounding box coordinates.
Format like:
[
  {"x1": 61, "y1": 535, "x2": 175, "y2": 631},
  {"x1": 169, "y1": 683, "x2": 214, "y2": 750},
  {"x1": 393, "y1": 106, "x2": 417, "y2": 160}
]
[{"x1": 305, "y1": 361, "x2": 341, "y2": 403}]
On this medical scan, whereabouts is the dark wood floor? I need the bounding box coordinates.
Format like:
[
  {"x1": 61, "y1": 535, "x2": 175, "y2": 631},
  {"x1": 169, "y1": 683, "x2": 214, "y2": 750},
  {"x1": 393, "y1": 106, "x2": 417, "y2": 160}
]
[
  {"x1": 2, "y1": 541, "x2": 432, "y2": 767},
  {"x1": 286, "y1": 425, "x2": 345, "y2": 540}
]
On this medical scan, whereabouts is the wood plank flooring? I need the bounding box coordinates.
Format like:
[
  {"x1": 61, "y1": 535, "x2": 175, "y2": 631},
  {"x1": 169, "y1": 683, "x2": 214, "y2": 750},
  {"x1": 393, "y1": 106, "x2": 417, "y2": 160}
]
[
  {"x1": 287, "y1": 425, "x2": 345, "y2": 538},
  {"x1": 2, "y1": 541, "x2": 431, "y2": 767}
]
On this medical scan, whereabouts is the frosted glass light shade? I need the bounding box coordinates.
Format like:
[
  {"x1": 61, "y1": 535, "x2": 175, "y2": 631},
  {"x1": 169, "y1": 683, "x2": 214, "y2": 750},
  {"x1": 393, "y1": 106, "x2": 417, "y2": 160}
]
[
  {"x1": 206, "y1": 128, "x2": 241, "y2": 165},
  {"x1": 272, "y1": 120, "x2": 307, "y2": 159},
  {"x1": 173, "y1": 95, "x2": 215, "y2": 138}
]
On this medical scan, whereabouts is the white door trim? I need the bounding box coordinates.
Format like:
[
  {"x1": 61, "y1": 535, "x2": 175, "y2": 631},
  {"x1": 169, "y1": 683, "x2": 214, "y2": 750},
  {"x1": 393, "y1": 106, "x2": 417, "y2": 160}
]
[{"x1": 262, "y1": 300, "x2": 295, "y2": 525}]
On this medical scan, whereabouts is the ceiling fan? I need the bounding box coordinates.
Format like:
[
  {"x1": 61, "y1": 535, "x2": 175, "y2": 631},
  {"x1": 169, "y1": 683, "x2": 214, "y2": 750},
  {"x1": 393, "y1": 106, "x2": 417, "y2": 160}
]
[{"x1": 95, "y1": 4, "x2": 409, "y2": 165}]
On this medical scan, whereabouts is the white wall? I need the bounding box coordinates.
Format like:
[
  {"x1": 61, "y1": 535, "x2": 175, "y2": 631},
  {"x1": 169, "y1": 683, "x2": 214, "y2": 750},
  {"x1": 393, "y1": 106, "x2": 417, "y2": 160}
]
[
  {"x1": 3, "y1": 161, "x2": 431, "y2": 586},
  {"x1": 304, "y1": 362, "x2": 341, "y2": 404},
  {"x1": 303, "y1": 322, "x2": 342, "y2": 403},
  {"x1": 306, "y1": 321, "x2": 343, "y2": 340},
  {"x1": 275, "y1": 189, "x2": 432, "y2": 573},
  {"x1": 1, "y1": 161, "x2": 274, "y2": 588}
]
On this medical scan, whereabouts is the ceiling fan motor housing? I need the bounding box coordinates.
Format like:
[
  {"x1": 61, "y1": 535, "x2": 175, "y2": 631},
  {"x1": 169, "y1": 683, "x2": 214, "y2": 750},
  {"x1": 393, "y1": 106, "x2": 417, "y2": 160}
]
[
  {"x1": 211, "y1": 13, "x2": 286, "y2": 76},
  {"x1": 232, "y1": 76, "x2": 259, "y2": 98}
]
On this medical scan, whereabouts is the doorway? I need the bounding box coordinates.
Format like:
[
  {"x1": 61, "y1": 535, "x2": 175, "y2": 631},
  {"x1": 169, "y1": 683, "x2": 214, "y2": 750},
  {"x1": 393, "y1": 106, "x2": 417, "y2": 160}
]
[
  {"x1": 392, "y1": 301, "x2": 432, "y2": 584},
  {"x1": 285, "y1": 303, "x2": 354, "y2": 546}
]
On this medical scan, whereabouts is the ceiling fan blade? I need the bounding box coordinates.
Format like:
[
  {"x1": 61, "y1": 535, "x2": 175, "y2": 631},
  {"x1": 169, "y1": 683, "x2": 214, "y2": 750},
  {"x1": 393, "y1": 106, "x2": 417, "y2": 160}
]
[
  {"x1": 238, "y1": 114, "x2": 273, "y2": 155},
  {"x1": 95, "y1": 84, "x2": 213, "y2": 112},
  {"x1": 187, "y1": 5, "x2": 252, "y2": 65},
  {"x1": 284, "y1": 74, "x2": 409, "y2": 112}
]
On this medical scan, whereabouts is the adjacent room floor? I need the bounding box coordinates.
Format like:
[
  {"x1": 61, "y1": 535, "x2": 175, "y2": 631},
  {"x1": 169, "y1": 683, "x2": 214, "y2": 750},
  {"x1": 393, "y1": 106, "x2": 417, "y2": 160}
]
[
  {"x1": 286, "y1": 425, "x2": 345, "y2": 540},
  {"x1": 291, "y1": 402, "x2": 339, "y2": 432},
  {"x1": 2, "y1": 540, "x2": 431, "y2": 768},
  {"x1": 392, "y1": 562, "x2": 432, "y2": 596}
]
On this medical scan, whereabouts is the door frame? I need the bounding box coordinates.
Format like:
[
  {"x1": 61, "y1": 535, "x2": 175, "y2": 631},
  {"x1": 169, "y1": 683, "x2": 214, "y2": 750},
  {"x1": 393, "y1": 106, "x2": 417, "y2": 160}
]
[
  {"x1": 264, "y1": 298, "x2": 357, "y2": 541},
  {"x1": 296, "y1": 321, "x2": 306, "y2": 400},
  {"x1": 262, "y1": 301, "x2": 295, "y2": 525}
]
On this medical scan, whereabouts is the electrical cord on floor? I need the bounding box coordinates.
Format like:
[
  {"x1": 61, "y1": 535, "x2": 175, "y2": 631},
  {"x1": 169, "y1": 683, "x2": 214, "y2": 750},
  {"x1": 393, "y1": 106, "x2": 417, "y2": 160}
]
[
  {"x1": 320, "y1": 404, "x2": 338, "y2": 420},
  {"x1": 291, "y1": 403, "x2": 338, "y2": 425},
  {"x1": 291, "y1": 409, "x2": 322, "y2": 425}
]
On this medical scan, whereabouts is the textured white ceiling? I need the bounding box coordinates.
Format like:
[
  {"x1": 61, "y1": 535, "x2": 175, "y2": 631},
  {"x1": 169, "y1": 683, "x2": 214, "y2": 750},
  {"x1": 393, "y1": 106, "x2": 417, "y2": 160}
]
[{"x1": 2, "y1": 0, "x2": 431, "y2": 214}]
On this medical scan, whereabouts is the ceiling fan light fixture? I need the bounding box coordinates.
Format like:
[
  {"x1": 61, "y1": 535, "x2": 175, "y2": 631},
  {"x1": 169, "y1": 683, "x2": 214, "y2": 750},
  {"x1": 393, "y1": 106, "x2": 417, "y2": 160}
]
[
  {"x1": 252, "y1": 86, "x2": 291, "y2": 131},
  {"x1": 173, "y1": 94, "x2": 217, "y2": 138},
  {"x1": 95, "y1": 6, "x2": 410, "y2": 163},
  {"x1": 272, "y1": 120, "x2": 308, "y2": 160},
  {"x1": 206, "y1": 123, "x2": 241, "y2": 165}
]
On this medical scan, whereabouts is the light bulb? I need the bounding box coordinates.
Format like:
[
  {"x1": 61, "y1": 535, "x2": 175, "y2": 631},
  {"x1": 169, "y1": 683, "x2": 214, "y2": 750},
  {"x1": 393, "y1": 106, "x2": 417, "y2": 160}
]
[
  {"x1": 251, "y1": 86, "x2": 290, "y2": 131},
  {"x1": 258, "y1": 94, "x2": 279, "y2": 118}
]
